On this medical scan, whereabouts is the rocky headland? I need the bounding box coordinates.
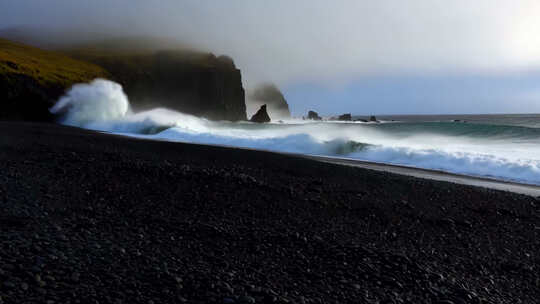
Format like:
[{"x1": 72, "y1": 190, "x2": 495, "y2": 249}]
[
  {"x1": 69, "y1": 49, "x2": 246, "y2": 121},
  {"x1": 0, "y1": 36, "x2": 247, "y2": 122}
]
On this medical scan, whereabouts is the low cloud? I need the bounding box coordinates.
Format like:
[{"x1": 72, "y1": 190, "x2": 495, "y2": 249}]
[
  {"x1": 2, "y1": 0, "x2": 540, "y2": 87},
  {"x1": 3, "y1": 1, "x2": 540, "y2": 114}
]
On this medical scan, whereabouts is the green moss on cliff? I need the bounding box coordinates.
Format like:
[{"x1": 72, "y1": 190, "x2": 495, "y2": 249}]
[
  {"x1": 0, "y1": 38, "x2": 109, "y2": 87},
  {"x1": 0, "y1": 38, "x2": 110, "y2": 121}
]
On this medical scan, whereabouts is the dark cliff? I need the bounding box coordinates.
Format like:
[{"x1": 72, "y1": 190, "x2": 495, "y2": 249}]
[
  {"x1": 69, "y1": 50, "x2": 247, "y2": 121},
  {"x1": 0, "y1": 35, "x2": 247, "y2": 122}
]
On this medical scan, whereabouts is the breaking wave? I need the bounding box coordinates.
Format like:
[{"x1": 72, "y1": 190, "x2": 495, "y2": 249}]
[
  {"x1": 50, "y1": 79, "x2": 130, "y2": 126},
  {"x1": 50, "y1": 79, "x2": 540, "y2": 185}
]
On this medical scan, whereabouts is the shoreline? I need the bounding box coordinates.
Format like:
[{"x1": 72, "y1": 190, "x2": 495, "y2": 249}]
[
  {"x1": 306, "y1": 155, "x2": 540, "y2": 197},
  {"x1": 115, "y1": 131, "x2": 540, "y2": 197},
  {"x1": 1, "y1": 121, "x2": 539, "y2": 303}
]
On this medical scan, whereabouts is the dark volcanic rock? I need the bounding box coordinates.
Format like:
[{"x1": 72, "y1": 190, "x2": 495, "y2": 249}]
[
  {"x1": 307, "y1": 110, "x2": 322, "y2": 120},
  {"x1": 249, "y1": 104, "x2": 271, "y2": 123},
  {"x1": 249, "y1": 83, "x2": 291, "y2": 118},
  {"x1": 338, "y1": 113, "x2": 352, "y2": 121},
  {"x1": 0, "y1": 73, "x2": 57, "y2": 121}
]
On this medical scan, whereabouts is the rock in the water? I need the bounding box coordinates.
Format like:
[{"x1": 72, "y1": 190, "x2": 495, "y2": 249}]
[
  {"x1": 338, "y1": 113, "x2": 352, "y2": 121},
  {"x1": 250, "y1": 104, "x2": 271, "y2": 123},
  {"x1": 369, "y1": 115, "x2": 378, "y2": 122},
  {"x1": 249, "y1": 83, "x2": 291, "y2": 119},
  {"x1": 307, "y1": 110, "x2": 322, "y2": 120}
]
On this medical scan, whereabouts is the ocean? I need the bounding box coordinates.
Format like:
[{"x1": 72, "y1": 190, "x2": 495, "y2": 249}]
[{"x1": 51, "y1": 80, "x2": 540, "y2": 186}]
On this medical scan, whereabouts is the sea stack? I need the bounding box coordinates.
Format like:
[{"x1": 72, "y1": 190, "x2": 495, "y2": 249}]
[
  {"x1": 307, "y1": 110, "x2": 322, "y2": 120},
  {"x1": 250, "y1": 104, "x2": 271, "y2": 123},
  {"x1": 338, "y1": 113, "x2": 352, "y2": 121}
]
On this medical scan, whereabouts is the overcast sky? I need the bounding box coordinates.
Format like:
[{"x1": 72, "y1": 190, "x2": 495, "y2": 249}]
[{"x1": 2, "y1": 0, "x2": 540, "y2": 115}]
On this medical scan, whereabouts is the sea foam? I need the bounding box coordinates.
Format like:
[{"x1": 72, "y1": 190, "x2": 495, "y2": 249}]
[
  {"x1": 51, "y1": 80, "x2": 540, "y2": 185},
  {"x1": 50, "y1": 79, "x2": 129, "y2": 127}
]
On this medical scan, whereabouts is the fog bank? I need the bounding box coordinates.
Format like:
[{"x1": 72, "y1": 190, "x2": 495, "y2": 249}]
[{"x1": 2, "y1": 1, "x2": 540, "y2": 87}]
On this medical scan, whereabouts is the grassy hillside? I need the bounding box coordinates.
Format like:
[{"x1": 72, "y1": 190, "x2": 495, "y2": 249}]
[
  {"x1": 0, "y1": 38, "x2": 110, "y2": 121},
  {"x1": 0, "y1": 38, "x2": 109, "y2": 87}
]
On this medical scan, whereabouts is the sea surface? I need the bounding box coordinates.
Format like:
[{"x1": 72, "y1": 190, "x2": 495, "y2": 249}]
[{"x1": 51, "y1": 80, "x2": 540, "y2": 186}]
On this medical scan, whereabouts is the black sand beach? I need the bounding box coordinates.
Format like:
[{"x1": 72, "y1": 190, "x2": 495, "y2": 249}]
[{"x1": 1, "y1": 122, "x2": 539, "y2": 303}]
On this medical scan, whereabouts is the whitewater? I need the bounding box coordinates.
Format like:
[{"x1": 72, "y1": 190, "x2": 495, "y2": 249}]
[{"x1": 51, "y1": 79, "x2": 540, "y2": 185}]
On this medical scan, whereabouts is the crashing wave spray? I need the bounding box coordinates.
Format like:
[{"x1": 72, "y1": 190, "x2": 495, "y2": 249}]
[
  {"x1": 50, "y1": 79, "x2": 129, "y2": 127},
  {"x1": 50, "y1": 79, "x2": 212, "y2": 134}
]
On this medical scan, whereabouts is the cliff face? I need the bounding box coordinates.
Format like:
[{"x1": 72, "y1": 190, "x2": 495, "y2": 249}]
[
  {"x1": 70, "y1": 50, "x2": 247, "y2": 121},
  {"x1": 0, "y1": 38, "x2": 109, "y2": 121},
  {"x1": 0, "y1": 73, "x2": 56, "y2": 121}
]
